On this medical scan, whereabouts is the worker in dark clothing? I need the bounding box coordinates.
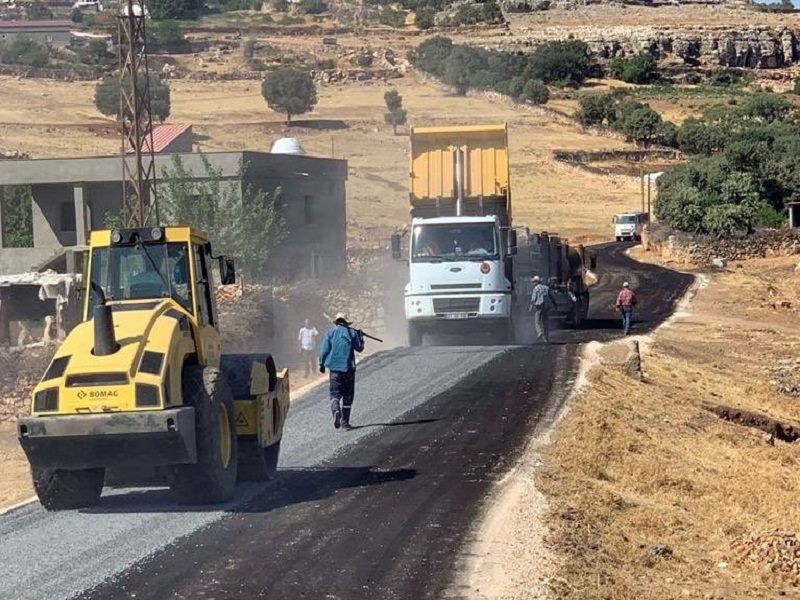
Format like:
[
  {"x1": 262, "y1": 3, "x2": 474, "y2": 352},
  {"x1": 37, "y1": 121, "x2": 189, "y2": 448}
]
[
  {"x1": 615, "y1": 281, "x2": 638, "y2": 335},
  {"x1": 529, "y1": 275, "x2": 556, "y2": 343},
  {"x1": 319, "y1": 313, "x2": 365, "y2": 431}
]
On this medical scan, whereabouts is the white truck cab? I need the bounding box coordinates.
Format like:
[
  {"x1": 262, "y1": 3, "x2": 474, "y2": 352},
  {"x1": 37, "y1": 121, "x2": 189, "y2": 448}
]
[
  {"x1": 613, "y1": 211, "x2": 649, "y2": 242},
  {"x1": 403, "y1": 216, "x2": 513, "y2": 344}
]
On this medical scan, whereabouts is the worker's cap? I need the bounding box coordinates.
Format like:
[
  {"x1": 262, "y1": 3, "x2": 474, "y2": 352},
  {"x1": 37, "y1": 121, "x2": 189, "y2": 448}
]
[
  {"x1": 532, "y1": 275, "x2": 541, "y2": 283},
  {"x1": 622, "y1": 281, "x2": 630, "y2": 288},
  {"x1": 334, "y1": 312, "x2": 352, "y2": 326}
]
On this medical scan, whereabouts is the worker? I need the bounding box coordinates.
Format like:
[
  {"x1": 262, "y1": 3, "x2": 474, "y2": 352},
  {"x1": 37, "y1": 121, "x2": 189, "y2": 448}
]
[
  {"x1": 297, "y1": 318, "x2": 319, "y2": 377},
  {"x1": 319, "y1": 313, "x2": 365, "y2": 431},
  {"x1": 529, "y1": 275, "x2": 556, "y2": 343},
  {"x1": 616, "y1": 281, "x2": 638, "y2": 335}
]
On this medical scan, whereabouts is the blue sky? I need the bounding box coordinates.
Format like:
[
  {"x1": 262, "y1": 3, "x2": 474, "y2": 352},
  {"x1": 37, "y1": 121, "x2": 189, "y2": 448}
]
[{"x1": 752, "y1": 0, "x2": 800, "y2": 7}]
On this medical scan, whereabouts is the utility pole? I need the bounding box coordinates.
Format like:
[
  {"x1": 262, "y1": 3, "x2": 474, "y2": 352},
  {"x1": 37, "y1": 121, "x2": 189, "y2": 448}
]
[{"x1": 119, "y1": 0, "x2": 159, "y2": 228}]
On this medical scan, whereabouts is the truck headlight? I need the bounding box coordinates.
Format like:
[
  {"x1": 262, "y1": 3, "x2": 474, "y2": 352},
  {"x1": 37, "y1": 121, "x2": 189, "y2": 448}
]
[{"x1": 34, "y1": 388, "x2": 59, "y2": 412}]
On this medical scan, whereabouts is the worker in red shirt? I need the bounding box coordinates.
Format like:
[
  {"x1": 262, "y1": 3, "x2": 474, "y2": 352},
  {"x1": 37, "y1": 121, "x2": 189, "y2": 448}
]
[{"x1": 615, "y1": 281, "x2": 638, "y2": 335}]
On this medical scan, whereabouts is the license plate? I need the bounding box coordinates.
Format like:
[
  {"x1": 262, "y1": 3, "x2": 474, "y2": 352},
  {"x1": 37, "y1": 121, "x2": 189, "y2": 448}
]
[{"x1": 443, "y1": 312, "x2": 469, "y2": 319}]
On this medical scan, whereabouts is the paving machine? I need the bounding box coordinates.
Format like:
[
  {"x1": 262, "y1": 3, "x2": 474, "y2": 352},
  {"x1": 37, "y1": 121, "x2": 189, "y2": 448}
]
[{"x1": 17, "y1": 226, "x2": 290, "y2": 510}]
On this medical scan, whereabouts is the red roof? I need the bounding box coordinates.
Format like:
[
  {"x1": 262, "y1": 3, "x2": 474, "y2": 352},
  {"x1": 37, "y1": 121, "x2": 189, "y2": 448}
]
[
  {"x1": 126, "y1": 123, "x2": 193, "y2": 154},
  {"x1": 0, "y1": 20, "x2": 74, "y2": 29}
]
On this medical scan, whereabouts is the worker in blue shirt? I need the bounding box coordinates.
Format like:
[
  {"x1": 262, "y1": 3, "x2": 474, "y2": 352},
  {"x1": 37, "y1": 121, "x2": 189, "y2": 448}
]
[{"x1": 319, "y1": 313, "x2": 365, "y2": 431}]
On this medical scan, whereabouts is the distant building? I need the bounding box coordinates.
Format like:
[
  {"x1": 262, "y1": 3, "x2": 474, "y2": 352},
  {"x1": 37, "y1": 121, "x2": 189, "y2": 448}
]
[
  {"x1": 125, "y1": 123, "x2": 194, "y2": 154},
  {"x1": 0, "y1": 20, "x2": 73, "y2": 48},
  {"x1": 0, "y1": 151, "x2": 348, "y2": 280}
]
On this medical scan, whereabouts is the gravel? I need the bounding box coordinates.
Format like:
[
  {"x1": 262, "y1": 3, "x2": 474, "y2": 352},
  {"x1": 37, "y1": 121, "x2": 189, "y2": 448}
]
[{"x1": 0, "y1": 345, "x2": 505, "y2": 600}]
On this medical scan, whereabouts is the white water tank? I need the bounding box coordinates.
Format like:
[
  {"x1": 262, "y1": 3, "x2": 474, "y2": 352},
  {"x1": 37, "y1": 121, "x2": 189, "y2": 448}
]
[{"x1": 270, "y1": 137, "x2": 305, "y2": 155}]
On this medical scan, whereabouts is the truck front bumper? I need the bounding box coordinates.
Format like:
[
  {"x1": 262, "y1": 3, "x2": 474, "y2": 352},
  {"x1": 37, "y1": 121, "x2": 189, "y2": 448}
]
[
  {"x1": 18, "y1": 408, "x2": 197, "y2": 470},
  {"x1": 405, "y1": 293, "x2": 512, "y2": 321}
]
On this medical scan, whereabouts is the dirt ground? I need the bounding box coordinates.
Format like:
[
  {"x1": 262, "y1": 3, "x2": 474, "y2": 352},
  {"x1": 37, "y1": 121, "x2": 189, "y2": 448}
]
[
  {"x1": 0, "y1": 422, "x2": 33, "y2": 509},
  {"x1": 527, "y1": 253, "x2": 800, "y2": 599}
]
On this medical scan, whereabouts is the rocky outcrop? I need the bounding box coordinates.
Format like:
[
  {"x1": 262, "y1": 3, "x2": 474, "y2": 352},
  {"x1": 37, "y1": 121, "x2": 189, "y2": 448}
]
[{"x1": 508, "y1": 25, "x2": 800, "y2": 68}]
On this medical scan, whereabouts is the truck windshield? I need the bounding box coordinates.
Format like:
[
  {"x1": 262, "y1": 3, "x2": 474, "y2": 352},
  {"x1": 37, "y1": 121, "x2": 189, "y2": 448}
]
[
  {"x1": 88, "y1": 242, "x2": 193, "y2": 314},
  {"x1": 412, "y1": 223, "x2": 498, "y2": 262},
  {"x1": 617, "y1": 215, "x2": 637, "y2": 224}
]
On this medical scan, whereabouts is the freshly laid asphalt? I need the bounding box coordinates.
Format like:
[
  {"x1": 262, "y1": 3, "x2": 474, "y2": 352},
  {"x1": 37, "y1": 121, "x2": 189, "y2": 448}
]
[{"x1": 0, "y1": 243, "x2": 693, "y2": 600}]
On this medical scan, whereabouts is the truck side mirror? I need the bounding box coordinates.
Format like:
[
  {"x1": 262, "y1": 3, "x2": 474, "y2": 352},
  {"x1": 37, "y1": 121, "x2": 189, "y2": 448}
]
[
  {"x1": 390, "y1": 234, "x2": 402, "y2": 260},
  {"x1": 220, "y1": 257, "x2": 236, "y2": 285},
  {"x1": 507, "y1": 229, "x2": 517, "y2": 255}
]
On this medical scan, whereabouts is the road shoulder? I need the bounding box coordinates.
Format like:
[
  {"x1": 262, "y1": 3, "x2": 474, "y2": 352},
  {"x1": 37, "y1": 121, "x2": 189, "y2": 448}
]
[{"x1": 469, "y1": 251, "x2": 800, "y2": 599}]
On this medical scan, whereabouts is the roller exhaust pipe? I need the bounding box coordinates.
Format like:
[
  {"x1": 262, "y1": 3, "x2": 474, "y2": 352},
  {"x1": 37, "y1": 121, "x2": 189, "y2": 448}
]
[
  {"x1": 454, "y1": 148, "x2": 464, "y2": 217},
  {"x1": 91, "y1": 282, "x2": 118, "y2": 356}
]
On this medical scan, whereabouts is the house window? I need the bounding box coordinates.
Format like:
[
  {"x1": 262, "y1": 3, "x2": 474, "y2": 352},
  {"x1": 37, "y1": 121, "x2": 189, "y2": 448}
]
[
  {"x1": 60, "y1": 201, "x2": 76, "y2": 232},
  {"x1": 304, "y1": 195, "x2": 315, "y2": 225}
]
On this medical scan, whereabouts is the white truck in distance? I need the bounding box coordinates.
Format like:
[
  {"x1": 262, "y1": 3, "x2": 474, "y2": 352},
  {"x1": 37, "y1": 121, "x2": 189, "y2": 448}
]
[
  {"x1": 613, "y1": 211, "x2": 649, "y2": 242},
  {"x1": 392, "y1": 124, "x2": 517, "y2": 346}
]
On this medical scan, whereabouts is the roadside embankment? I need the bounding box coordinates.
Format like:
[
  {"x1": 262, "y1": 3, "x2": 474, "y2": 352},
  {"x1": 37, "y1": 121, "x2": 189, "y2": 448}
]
[{"x1": 539, "y1": 252, "x2": 800, "y2": 598}]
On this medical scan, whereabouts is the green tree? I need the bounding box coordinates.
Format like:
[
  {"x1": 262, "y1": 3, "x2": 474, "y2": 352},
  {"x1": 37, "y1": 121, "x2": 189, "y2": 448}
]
[
  {"x1": 575, "y1": 92, "x2": 616, "y2": 127},
  {"x1": 655, "y1": 120, "x2": 679, "y2": 148},
  {"x1": 384, "y1": 89, "x2": 407, "y2": 134},
  {"x1": 619, "y1": 104, "x2": 661, "y2": 146},
  {"x1": 94, "y1": 73, "x2": 172, "y2": 122},
  {"x1": 299, "y1": 0, "x2": 327, "y2": 13},
  {"x1": 444, "y1": 47, "x2": 473, "y2": 95},
  {"x1": 272, "y1": 0, "x2": 289, "y2": 10},
  {"x1": 147, "y1": 0, "x2": 204, "y2": 20},
  {"x1": 521, "y1": 79, "x2": 549, "y2": 105},
  {"x1": 677, "y1": 117, "x2": 723, "y2": 155},
  {"x1": 1, "y1": 186, "x2": 34, "y2": 248},
  {"x1": 78, "y1": 38, "x2": 115, "y2": 67},
  {"x1": 0, "y1": 37, "x2": 50, "y2": 67},
  {"x1": 148, "y1": 20, "x2": 189, "y2": 49},
  {"x1": 415, "y1": 6, "x2": 435, "y2": 29},
  {"x1": 608, "y1": 52, "x2": 657, "y2": 84},
  {"x1": 380, "y1": 6, "x2": 406, "y2": 27},
  {"x1": 529, "y1": 39, "x2": 590, "y2": 87},
  {"x1": 261, "y1": 68, "x2": 317, "y2": 123},
  {"x1": 412, "y1": 36, "x2": 453, "y2": 76},
  {"x1": 71, "y1": 7, "x2": 84, "y2": 23},
  {"x1": 738, "y1": 92, "x2": 792, "y2": 123},
  {"x1": 26, "y1": 1, "x2": 53, "y2": 20},
  {"x1": 160, "y1": 155, "x2": 287, "y2": 279},
  {"x1": 482, "y1": 0, "x2": 503, "y2": 24}
]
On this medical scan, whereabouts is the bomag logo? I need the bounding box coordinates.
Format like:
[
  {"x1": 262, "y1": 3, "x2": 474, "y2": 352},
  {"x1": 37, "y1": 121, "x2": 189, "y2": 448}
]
[{"x1": 76, "y1": 390, "x2": 120, "y2": 400}]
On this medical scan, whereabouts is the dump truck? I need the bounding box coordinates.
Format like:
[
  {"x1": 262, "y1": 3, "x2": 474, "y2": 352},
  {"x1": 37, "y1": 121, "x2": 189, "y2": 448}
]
[
  {"x1": 391, "y1": 124, "x2": 517, "y2": 345},
  {"x1": 17, "y1": 226, "x2": 290, "y2": 510},
  {"x1": 519, "y1": 231, "x2": 597, "y2": 328}
]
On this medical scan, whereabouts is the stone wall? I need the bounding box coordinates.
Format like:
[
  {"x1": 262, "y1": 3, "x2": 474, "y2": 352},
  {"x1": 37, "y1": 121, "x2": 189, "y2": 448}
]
[{"x1": 642, "y1": 225, "x2": 800, "y2": 265}]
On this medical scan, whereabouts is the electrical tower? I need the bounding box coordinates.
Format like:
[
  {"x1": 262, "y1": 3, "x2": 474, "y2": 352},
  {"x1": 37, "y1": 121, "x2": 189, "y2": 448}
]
[{"x1": 119, "y1": 0, "x2": 159, "y2": 227}]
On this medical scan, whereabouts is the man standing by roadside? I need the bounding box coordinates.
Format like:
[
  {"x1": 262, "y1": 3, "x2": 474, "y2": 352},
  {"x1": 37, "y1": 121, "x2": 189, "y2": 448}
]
[
  {"x1": 616, "y1": 281, "x2": 638, "y2": 335},
  {"x1": 319, "y1": 313, "x2": 365, "y2": 431},
  {"x1": 297, "y1": 319, "x2": 319, "y2": 377},
  {"x1": 529, "y1": 275, "x2": 556, "y2": 343}
]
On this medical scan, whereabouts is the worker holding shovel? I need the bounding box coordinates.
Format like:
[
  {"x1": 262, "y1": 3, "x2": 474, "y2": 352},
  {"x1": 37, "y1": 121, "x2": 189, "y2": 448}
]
[{"x1": 319, "y1": 313, "x2": 365, "y2": 431}]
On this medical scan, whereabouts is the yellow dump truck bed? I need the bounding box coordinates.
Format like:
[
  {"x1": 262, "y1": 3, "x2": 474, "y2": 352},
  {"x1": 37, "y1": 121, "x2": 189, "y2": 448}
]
[{"x1": 409, "y1": 124, "x2": 511, "y2": 224}]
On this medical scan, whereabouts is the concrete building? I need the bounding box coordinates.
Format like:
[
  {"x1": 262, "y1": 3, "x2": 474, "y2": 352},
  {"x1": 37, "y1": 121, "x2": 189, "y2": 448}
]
[
  {"x1": 0, "y1": 151, "x2": 348, "y2": 279},
  {"x1": 0, "y1": 20, "x2": 73, "y2": 48}
]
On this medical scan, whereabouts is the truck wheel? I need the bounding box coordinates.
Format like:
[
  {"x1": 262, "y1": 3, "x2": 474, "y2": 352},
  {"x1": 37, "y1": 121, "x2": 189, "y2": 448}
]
[
  {"x1": 170, "y1": 366, "x2": 238, "y2": 504},
  {"x1": 32, "y1": 467, "x2": 104, "y2": 511},
  {"x1": 238, "y1": 440, "x2": 281, "y2": 481},
  {"x1": 408, "y1": 323, "x2": 423, "y2": 347}
]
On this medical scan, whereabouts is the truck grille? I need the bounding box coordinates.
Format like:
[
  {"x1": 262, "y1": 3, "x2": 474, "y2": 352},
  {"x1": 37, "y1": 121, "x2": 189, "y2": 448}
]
[
  {"x1": 430, "y1": 283, "x2": 482, "y2": 290},
  {"x1": 433, "y1": 297, "x2": 480, "y2": 314}
]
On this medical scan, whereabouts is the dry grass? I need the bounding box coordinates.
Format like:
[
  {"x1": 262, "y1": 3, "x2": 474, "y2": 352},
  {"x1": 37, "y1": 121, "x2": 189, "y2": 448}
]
[
  {"x1": 0, "y1": 73, "x2": 643, "y2": 241},
  {"x1": 538, "y1": 255, "x2": 800, "y2": 599}
]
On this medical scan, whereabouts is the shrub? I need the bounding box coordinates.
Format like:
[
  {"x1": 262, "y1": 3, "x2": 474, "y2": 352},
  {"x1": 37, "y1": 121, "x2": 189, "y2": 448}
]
[
  {"x1": 355, "y1": 53, "x2": 373, "y2": 67},
  {"x1": 147, "y1": 0, "x2": 204, "y2": 20},
  {"x1": 482, "y1": 0, "x2": 504, "y2": 24},
  {"x1": 683, "y1": 71, "x2": 702, "y2": 85},
  {"x1": 148, "y1": 20, "x2": 189, "y2": 49},
  {"x1": 414, "y1": 36, "x2": 453, "y2": 77},
  {"x1": 608, "y1": 52, "x2": 657, "y2": 84},
  {"x1": 521, "y1": 79, "x2": 549, "y2": 105},
  {"x1": 299, "y1": 0, "x2": 326, "y2": 14},
  {"x1": 415, "y1": 6, "x2": 435, "y2": 29},
  {"x1": 26, "y1": 1, "x2": 52, "y2": 20},
  {"x1": 0, "y1": 37, "x2": 50, "y2": 68},
  {"x1": 655, "y1": 120, "x2": 678, "y2": 148},
  {"x1": 261, "y1": 67, "x2": 317, "y2": 123},
  {"x1": 71, "y1": 7, "x2": 84, "y2": 23},
  {"x1": 575, "y1": 92, "x2": 616, "y2": 126},
  {"x1": 384, "y1": 89, "x2": 407, "y2": 134},
  {"x1": 379, "y1": 6, "x2": 406, "y2": 27},
  {"x1": 618, "y1": 104, "x2": 662, "y2": 146},
  {"x1": 793, "y1": 79, "x2": 800, "y2": 96},
  {"x1": 529, "y1": 40, "x2": 590, "y2": 87},
  {"x1": 453, "y1": 3, "x2": 482, "y2": 25},
  {"x1": 272, "y1": 0, "x2": 289, "y2": 10}
]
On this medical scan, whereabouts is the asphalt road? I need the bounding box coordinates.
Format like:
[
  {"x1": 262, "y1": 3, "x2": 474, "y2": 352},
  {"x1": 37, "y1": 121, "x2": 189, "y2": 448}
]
[{"x1": 0, "y1": 243, "x2": 693, "y2": 600}]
